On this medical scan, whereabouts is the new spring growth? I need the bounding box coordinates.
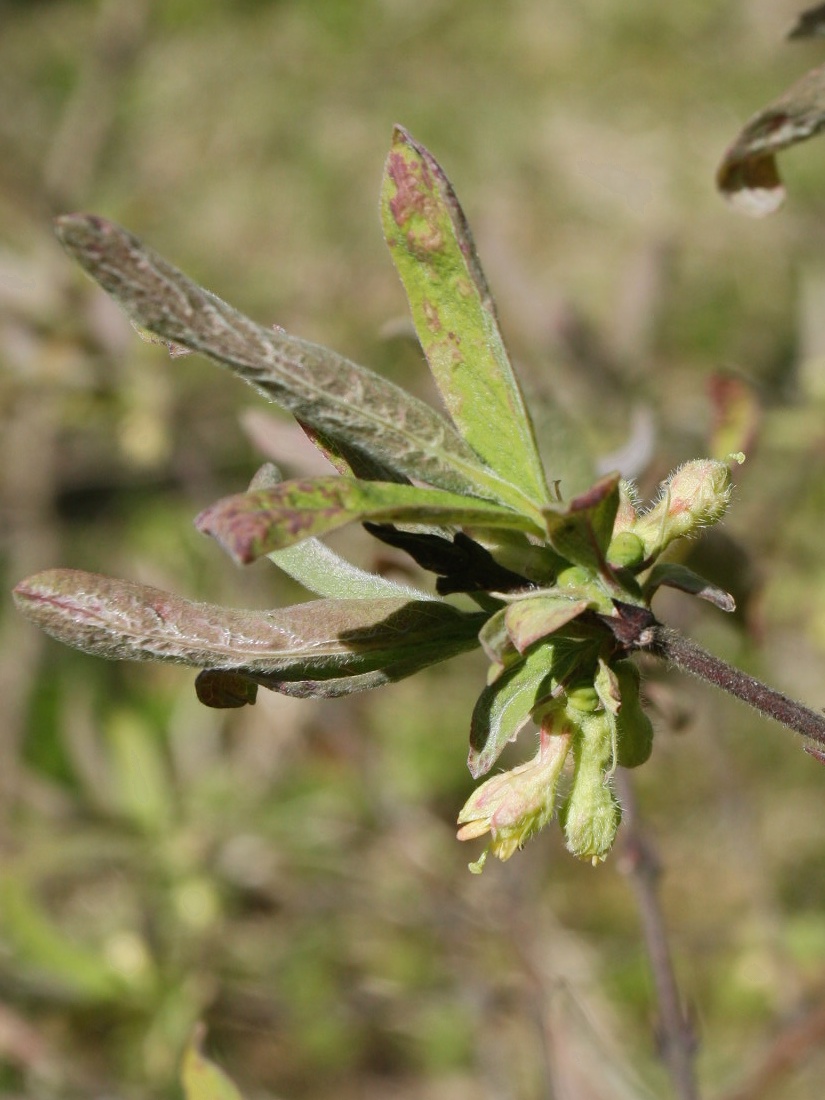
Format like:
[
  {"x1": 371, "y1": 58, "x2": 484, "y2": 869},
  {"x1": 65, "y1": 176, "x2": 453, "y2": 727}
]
[
  {"x1": 633, "y1": 456, "x2": 742, "y2": 560},
  {"x1": 20, "y1": 125, "x2": 810, "y2": 874}
]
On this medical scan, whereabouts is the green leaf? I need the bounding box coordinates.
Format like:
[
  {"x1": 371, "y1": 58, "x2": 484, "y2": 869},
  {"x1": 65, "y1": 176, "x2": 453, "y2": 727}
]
[
  {"x1": 477, "y1": 607, "x2": 521, "y2": 674},
  {"x1": 468, "y1": 644, "x2": 556, "y2": 778},
  {"x1": 181, "y1": 1025, "x2": 245, "y2": 1100},
  {"x1": 13, "y1": 569, "x2": 485, "y2": 682},
  {"x1": 255, "y1": 646, "x2": 475, "y2": 698},
  {"x1": 106, "y1": 710, "x2": 175, "y2": 832},
  {"x1": 504, "y1": 594, "x2": 590, "y2": 654},
  {"x1": 717, "y1": 62, "x2": 825, "y2": 216},
  {"x1": 381, "y1": 127, "x2": 549, "y2": 505},
  {"x1": 197, "y1": 477, "x2": 542, "y2": 564},
  {"x1": 543, "y1": 474, "x2": 620, "y2": 573},
  {"x1": 642, "y1": 561, "x2": 735, "y2": 612},
  {"x1": 0, "y1": 875, "x2": 122, "y2": 1002},
  {"x1": 54, "y1": 214, "x2": 542, "y2": 520}
]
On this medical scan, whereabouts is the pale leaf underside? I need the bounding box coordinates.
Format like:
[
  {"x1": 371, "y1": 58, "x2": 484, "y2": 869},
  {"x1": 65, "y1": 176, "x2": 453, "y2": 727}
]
[
  {"x1": 13, "y1": 570, "x2": 486, "y2": 683},
  {"x1": 717, "y1": 62, "x2": 825, "y2": 216}
]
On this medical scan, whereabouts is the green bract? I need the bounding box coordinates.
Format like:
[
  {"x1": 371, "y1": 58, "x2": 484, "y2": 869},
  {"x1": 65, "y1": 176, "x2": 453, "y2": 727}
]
[{"x1": 12, "y1": 126, "x2": 739, "y2": 868}]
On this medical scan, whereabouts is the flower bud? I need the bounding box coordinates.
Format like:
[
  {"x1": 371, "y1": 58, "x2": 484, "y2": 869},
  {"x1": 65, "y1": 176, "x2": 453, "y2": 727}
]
[
  {"x1": 612, "y1": 660, "x2": 653, "y2": 768},
  {"x1": 612, "y1": 479, "x2": 640, "y2": 534},
  {"x1": 634, "y1": 459, "x2": 733, "y2": 559},
  {"x1": 560, "y1": 712, "x2": 621, "y2": 863}
]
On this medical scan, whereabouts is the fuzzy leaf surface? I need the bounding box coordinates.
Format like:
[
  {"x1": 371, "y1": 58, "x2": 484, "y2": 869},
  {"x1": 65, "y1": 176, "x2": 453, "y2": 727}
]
[
  {"x1": 249, "y1": 462, "x2": 429, "y2": 599},
  {"x1": 54, "y1": 214, "x2": 540, "y2": 518},
  {"x1": 270, "y1": 536, "x2": 430, "y2": 600},
  {"x1": 13, "y1": 570, "x2": 485, "y2": 681},
  {"x1": 643, "y1": 561, "x2": 735, "y2": 612},
  {"x1": 197, "y1": 477, "x2": 542, "y2": 565},
  {"x1": 717, "y1": 63, "x2": 825, "y2": 216},
  {"x1": 381, "y1": 127, "x2": 548, "y2": 505},
  {"x1": 468, "y1": 644, "x2": 556, "y2": 778},
  {"x1": 504, "y1": 594, "x2": 590, "y2": 654}
]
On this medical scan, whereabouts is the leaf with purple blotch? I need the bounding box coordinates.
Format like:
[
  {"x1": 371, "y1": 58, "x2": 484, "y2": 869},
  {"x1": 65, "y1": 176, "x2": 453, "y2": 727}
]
[
  {"x1": 381, "y1": 127, "x2": 549, "y2": 507},
  {"x1": 196, "y1": 477, "x2": 543, "y2": 565}
]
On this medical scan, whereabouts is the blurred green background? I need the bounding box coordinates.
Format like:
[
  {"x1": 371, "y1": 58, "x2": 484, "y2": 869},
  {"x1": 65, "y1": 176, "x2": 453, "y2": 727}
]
[{"x1": 5, "y1": 1, "x2": 825, "y2": 1097}]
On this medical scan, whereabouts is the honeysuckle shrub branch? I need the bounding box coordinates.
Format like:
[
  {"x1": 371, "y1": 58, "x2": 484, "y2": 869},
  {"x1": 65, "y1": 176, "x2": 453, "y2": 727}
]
[{"x1": 13, "y1": 126, "x2": 825, "y2": 870}]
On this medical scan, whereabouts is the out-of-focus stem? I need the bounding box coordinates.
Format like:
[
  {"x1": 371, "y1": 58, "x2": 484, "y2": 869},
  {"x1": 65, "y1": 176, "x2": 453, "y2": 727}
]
[{"x1": 615, "y1": 770, "x2": 699, "y2": 1100}]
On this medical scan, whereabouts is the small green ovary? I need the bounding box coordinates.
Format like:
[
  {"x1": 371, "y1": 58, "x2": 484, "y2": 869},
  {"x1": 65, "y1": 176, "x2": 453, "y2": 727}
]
[{"x1": 606, "y1": 531, "x2": 645, "y2": 569}]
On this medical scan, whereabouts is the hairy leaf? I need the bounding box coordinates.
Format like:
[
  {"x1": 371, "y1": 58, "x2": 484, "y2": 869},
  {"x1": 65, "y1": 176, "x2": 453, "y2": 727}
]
[
  {"x1": 271, "y1": 536, "x2": 430, "y2": 600},
  {"x1": 381, "y1": 127, "x2": 549, "y2": 505},
  {"x1": 13, "y1": 569, "x2": 486, "y2": 680},
  {"x1": 504, "y1": 594, "x2": 590, "y2": 654},
  {"x1": 468, "y1": 645, "x2": 556, "y2": 778},
  {"x1": 717, "y1": 63, "x2": 825, "y2": 216},
  {"x1": 197, "y1": 477, "x2": 542, "y2": 565},
  {"x1": 642, "y1": 561, "x2": 735, "y2": 612},
  {"x1": 478, "y1": 608, "x2": 520, "y2": 672},
  {"x1": 249, "y1": 463, "x2": 430, "y2": 599},
  {"x1": 54, "y1": 214, "x2": 541, "y2": 518}
]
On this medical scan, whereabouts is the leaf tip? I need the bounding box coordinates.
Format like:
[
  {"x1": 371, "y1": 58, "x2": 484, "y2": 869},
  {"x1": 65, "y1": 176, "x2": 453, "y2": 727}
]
[
  {"x1": 717, "y1": 153, "x2": 786, "y2": 217},
  {"x1": 195, "y1": 503, "x2": 257, "y2": 566},
  {"x1": 53, "y1": 212, "x2": 114, "y2": 257}
]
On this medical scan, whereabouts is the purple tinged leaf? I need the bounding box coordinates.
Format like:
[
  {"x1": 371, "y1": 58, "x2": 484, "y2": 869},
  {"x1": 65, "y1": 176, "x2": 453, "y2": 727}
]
[
  {"x1": 13, "y1": 569, "x2": 486, "y2": 680},
  {"x1": 248, "y1": 464, "x2": 430, "y2": 600},
  {"x1": 195, "y1": 670, "x2": 259, "y2": 708},
  {"x1": 196, "y1": 477, "x2": 542, "y2": 565},
  {"x1": 53, "y1": 214, "x2": 538, "y2": 515},
  {"x1": 381, "y1": 127, "x2": 549, "y2": 506}
]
